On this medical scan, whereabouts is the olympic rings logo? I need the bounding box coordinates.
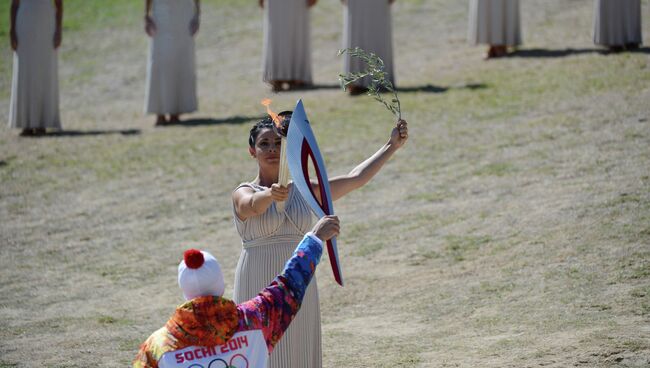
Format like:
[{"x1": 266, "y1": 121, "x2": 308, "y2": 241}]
[{"x1": 184, "y1": 353, "x2": 249, "y2": 368}]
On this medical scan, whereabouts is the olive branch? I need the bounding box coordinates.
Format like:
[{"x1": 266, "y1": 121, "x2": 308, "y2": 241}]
[{"x1": 338, "y1": 47, "x2": 401, "y2": 120}]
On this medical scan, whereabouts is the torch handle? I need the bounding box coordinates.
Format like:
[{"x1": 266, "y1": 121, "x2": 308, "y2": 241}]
[{"x1": 276, "y1": 137, "x2": 290, "y2": 211}]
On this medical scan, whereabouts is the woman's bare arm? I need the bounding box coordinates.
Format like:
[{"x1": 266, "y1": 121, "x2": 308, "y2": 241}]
[
  {"x1": 233, "y1": 184, "x2": 289, "y2": 221},
  {"x1": 311, "y1": 120, "x2": 408, "y2": 202}
]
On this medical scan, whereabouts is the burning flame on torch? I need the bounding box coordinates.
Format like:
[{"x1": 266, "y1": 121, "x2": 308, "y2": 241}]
[
  {"x1": 261, "y1": 98, "x2": 290, "y2": 190},
  {"x1": 261, "y1": 98, "x2": 282, "y2": 129}
]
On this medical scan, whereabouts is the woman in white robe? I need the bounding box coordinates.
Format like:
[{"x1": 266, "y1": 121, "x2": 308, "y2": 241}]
[
  {"x1": 341, "y1": 0, "x2": 396, "y2": 95},
  {"x1": 593, "y1": 0, "x2": 642, "y2": 51},
  {"x1": 9, "y1": 0, "x2": 63, "y2": 136},
  {"x1": 233, "y1": 116, "x2": 408, "y2": 368},
  {"x1": 468, "y1": 0, "x2": 521, "y2": 58},
  {"x1": 144, "y1": 0, "x2": 199, "y2": 126},
  {"x1": 260, "y1": 0, "x2": 317, "y2": 92}
]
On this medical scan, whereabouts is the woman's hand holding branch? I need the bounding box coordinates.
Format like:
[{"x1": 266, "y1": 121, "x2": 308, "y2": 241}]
[{"x1": 388, "y1": 119, "x2": 408, "y2": 150}]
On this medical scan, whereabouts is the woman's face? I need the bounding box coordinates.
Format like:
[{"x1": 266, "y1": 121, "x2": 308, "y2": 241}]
[{"x1": 250, "y1": 128, "x2": 282, "y2": 170}]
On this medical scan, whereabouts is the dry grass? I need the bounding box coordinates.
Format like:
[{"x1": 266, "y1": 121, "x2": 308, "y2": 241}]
[{"x1": 1, "y1": 1, "x2": 649, "y2": 367}]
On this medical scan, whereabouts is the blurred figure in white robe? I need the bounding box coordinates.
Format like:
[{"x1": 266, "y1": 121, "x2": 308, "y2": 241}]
[
  {"x1": 260, "y1": 0, "x2": 317, "y2": 92},
  {"x1": 468, "y1": 0, "x2": 521, "y2": 59},
  {"x1": 9, "y1": 0, "x2": 63, "y2": 136},
  {"x1": 341, "y1": 0, "x2": 396, "y2": 95},
  {"x1": 593, "y1": 0, "x2": 642, "y2": 52},
  {"x1": 144, "y1": 0, "x2": 200, "y2": 126}
]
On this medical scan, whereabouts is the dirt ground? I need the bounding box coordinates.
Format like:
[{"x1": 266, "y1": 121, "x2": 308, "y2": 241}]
[{"x1": 1, "y1": 1, "x2": 649, "y2": 367}]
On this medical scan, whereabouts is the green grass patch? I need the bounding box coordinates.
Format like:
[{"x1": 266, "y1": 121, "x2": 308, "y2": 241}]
[
  {"x1": 630, "y1": 286, "x2": 649, "y2": 299},
  {"x1": 407, "y1": 190, "x2": 448, "y2": 203},
  {"x1": 629, "y1": 264, "x2": 650, "y2": 280},
  {"x1": 408, "y1": 247, "x2": 441, "y2": 266},
  {"x1": 354, "y1": 241, "x2": 385, "y2": 257},
  {"x1": 445, "y1": 235, "x2": 491, "y2": 262},
  {"x1": 97, "y1": 315, "x2": 132, "y2": 326},
  {"x1": 474, "y1": 280, "x2": 516, "y2": 296},
  {"x1": 619, "y1": 338, "x2": 649, "y2": 353},
  {"x1": 615, "y1": 250, "x2": 650, "y2": 281},
  {"x1": 62, "y1": 0, "x2": 141, "y2": 32},
  {"x1": 472, "y1": 162, "x2": 517, "y2": 177}
]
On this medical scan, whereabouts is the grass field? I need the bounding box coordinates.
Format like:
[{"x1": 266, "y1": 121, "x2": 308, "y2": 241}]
[{"x1": 1, "y1": 1, "x2": 649, "y2": 367}]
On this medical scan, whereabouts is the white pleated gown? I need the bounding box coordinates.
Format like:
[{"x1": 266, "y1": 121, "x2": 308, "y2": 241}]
[
  {"x1": 468, "y1": 0, "x2": 522, "y2": 46},
  {"x1": 233, "y1": 183, "x2": 320, "y2": 368},
  {"x1": 343, "y1": 0, "x2": 395, "y2": 88},
  {"x1": 262, "y1": 0, "x2": 313, "y2": 84},
  {"x1": 593, "y1": 0, "x2": 642, "y2": 46},
  {"x1": 145, "y1": 0, "x2": 197, "y2": 115},
  {"x1": 9, "y1": 0, "x2": 61, "y2": 129}
]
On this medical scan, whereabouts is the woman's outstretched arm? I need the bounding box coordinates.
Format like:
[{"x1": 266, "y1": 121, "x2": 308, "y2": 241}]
[
  {"x1": 232, "y1": 184, "x2": 289, "y2": 221},
  {"x1": 321, "y1": 120, "x2": 408, "y2": 202}
]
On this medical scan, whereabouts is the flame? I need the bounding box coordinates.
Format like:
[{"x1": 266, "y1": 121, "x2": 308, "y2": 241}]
[{"x1": 261, "y1": 98, "x2": 282, "y2": 129}]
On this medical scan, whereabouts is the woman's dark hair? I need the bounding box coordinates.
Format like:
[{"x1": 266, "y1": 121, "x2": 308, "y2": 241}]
[
  {"x1": 248, "y1": 117, "x2": 275, "y2": 147},
  {"x1": 248, "y1": 111, "x2": 293, "y2": 147}
]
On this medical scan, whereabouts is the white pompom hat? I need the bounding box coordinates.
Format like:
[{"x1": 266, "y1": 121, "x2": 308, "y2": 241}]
[{"x1": 178, "y1": 249, "x2": 225, "y2": 300}]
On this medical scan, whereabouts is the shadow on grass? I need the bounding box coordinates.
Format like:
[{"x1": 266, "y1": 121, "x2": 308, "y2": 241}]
[
  {"x1": 306, "y1": 83, "x2": 341, "y2": 90},
  {"x1": 166, "y1": 115, "x2": 266, "y2": 127},
  {"x1": 628, "y1": 47, "x2": 650, "y2": 54},
  {"x1": 22, "y1": 129, "x2": 141, "y2": 138},
  {"x1": 396, "y1": 83, "x2": 488, "y2": 94},
  {"x1": 265, "y1": 83, "x2": 485, "y2": 95},
  {"x1": 508, "y1": 47, "x2": 650, "y2": 58},
  {"x1": 268, "y1": 83, "x2": 342, "y2": 93}
]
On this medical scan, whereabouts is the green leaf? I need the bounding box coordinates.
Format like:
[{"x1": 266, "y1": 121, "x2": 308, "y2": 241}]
[{"x1": 338, "y1": 47, "x2": 402, "y2": 120}]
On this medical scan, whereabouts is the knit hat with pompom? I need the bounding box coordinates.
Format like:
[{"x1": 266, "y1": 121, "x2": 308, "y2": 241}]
[{"x1": 177, "y1": 249, "x2": 225, "y2": 300}]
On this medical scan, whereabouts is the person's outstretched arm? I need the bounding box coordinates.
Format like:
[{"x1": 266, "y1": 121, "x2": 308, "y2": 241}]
[
  {"x1": 321, "y1": 119, "x2": 408, "y2": 201},
  {"x1": 237, "y1": 216, "x2": 339, "y2": 351},
  {"x1": 232, "y1": 183, "x2": 288, "y2": 220}
]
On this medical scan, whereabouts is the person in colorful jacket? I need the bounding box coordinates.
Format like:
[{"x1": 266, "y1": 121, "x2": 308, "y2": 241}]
[{"x1": 133, "y1": 215, "x2": 340, "y2": 368}]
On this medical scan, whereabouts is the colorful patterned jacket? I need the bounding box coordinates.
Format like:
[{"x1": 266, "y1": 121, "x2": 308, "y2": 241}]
[{"x1": 133, "y1": 234, "x2": 323, "y2": 368}]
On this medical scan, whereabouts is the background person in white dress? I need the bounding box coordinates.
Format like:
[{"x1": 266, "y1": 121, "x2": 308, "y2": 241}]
[
  {"x1": 593, "y1": 0, "x2": 643, "y2": 51},
  {"x1": 259, "y1": 0, "x2": 317, "y2": 92},
  {"x1": 9, "y1": 0, "x2": 63, "y2": 136},
  {"x1": 144, "y1": 0, "x2": 200, "y2": 126},
  {"x1": 341, "y1": 0, "x2": 396, "y2": 95},
  {"x1": 468, "y1": 0, "x2": 521, "y2": 59}
]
